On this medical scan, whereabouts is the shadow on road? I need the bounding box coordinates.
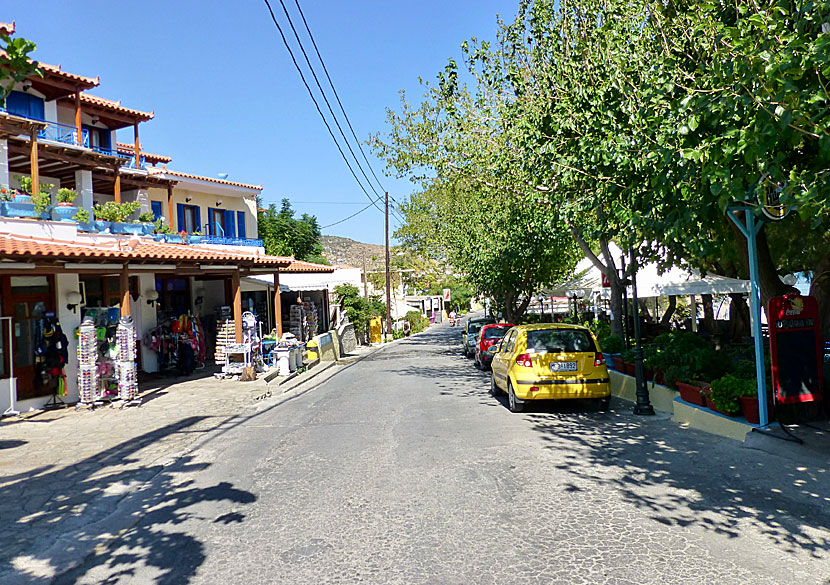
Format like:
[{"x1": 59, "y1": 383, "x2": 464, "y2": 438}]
[{"x1": 0, "y1": 418, "x2": 256, "y2": 584}]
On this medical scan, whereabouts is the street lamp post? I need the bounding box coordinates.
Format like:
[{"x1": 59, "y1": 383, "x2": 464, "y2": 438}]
[{"x1": 629, "y1": 246, "x2": 655, "y2": 416}]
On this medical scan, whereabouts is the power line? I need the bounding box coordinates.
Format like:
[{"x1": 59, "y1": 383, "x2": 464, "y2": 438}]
[
  {"x1": 284, "y1": 0, "x2": 406, "y2": 224},
  {"x1": 320, "y1": 196, "x2": 383, "y2": 229},
  {"x1": 262, "y1": 0, "x2": 383, "y2": 216}
]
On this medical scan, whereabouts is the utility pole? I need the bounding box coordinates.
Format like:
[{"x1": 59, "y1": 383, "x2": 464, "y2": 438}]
[
  {"x1": 362, "y1": 252, "x2": 368, "y2": 298},
  {"x1": 384, "y1": 192, "x2": 392, "y2": 338}
]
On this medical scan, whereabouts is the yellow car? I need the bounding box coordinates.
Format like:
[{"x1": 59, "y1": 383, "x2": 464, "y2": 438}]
[{"x1": 489, "y1": 323, "x2": 611, "y2": 412}]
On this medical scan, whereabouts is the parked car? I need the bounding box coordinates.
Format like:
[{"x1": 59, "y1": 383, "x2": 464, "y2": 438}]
[
  {"x1": 489, "y1": 323, "x2": 610, "y2": 413},
  {"x1": 474, "y1": 323, "x2": 514, "y2": 370},
  {"x1": 462, "y1": 317, "x2": 495, "y2": 358}
]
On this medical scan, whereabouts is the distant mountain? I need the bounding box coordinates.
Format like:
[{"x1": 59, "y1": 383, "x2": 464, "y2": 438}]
[{"x1": 320, "y1": 235, "x2": 386, "y2": 270}]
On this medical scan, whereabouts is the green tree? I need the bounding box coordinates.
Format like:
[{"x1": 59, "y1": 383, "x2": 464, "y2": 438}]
[
  {"x1": 333, "y1": 283, "x2": 385, "y2": 343},
  {"x1": 257, "y1": 198, "x2": 329, "y2": 264},
  {"x1": 0, "y1": 29, "x2": 41, "y2": 109}
]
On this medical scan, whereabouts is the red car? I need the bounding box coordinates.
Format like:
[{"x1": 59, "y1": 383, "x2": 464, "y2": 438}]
[{"x1": 474, "y1": 323, "x2": 515, "y2": 370}]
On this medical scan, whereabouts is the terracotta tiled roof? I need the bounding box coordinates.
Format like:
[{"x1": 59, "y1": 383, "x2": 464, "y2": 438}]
[
  {"x1": 0, "y1": 21, "x2": 15, "y2": 35},
  {"x1": 0, "y1": 234, "x2": 292, "y2": 267},
  {"x1": 149, "y1": 168, "x2": 262, "y2": 191},
  {"x1": 282, "y1": 260, "x2": 335, "y2": 273},
  {"x1": 0, "y1": 52, "x2": 99, "y2": 89},
  {"x1": 116, "y1": 142, "x2": 172, "y2": 164},
  {"x1": 78, "y1": 93, "x2": 153, "y2": 121}
]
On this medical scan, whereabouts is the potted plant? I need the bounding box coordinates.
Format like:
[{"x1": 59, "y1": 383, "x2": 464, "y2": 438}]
[
  {"x1": 665, "y1": 364, "x2": 708, "y2": 406},
  {"x1": 54, "y1": 188, "x2": 78, "y2": 222},
  {"x1": 189, "y1": 230, "x2": 204, "y2": 244},
  {"x1": 93, "y1": 202, "x2": 117, "y2": 232},
  {"x1": 74, "y1": 208, "x2": 93, "y2": 231},
  {"x1": 136, "y1": 210, "x2": 157, "y2": 235},
  {"x1": 7, "y1": 178, "x2": 52, "y2": 218},
  {"x1": 95, "y1": 201, "x2": 141, "y2": 234},
  {"x1": 621, "y1": 348, "x2": 637, "y2": 376},
  {"x1": 707, "y1": 375, "x2": 746, "y2": 416},
  {"x1": 15, "y1": 176, "x2": 33, "y2": 203},
  {"x1": 0, "y1": 185, "x2": 13, "y2": 216},
  {"x1": 601, "y1": 335, "x2": 624, "y2": 370},
  {"x1": 164, "y1": 229, "x2": 185, "y2": 244},
  {"x1": 153, "y1": 219, "x2": 172, "y2": 241}
]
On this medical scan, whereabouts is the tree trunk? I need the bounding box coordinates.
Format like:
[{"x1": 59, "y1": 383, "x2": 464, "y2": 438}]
[
  {"x1": 638, "y1": 299, "x2": 653, "y2": 323},
  {"x1": 727, "y1": 293, "x2": 750, "y2": 340},
  {"x1": 809, "y1": 255, "x2": 830, "y2": 349},
  {"x1": 701, "y1": 294, "x2": 715, "y2": 333},
  {"x1": 660, "y1": 296, "x2": 677, "y2": 327}
]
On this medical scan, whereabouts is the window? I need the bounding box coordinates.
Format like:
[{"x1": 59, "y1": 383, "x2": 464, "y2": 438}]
[
  {"x1": 151, "y1": 201, "x2": 163, "y2": 221},
  {"x1": 209, "y1": 207, "x2": 236, "y2": 238},
  {"x1": 525, "y1": 329, "x2": 596, "y2": 353},
  {"x1": 237, "y1": 211, "x2": 246, "y2": 239},
  {"x1": 83, "y1": 125, "x2": 111, "y2": 151},
  {"x1": 503, "y1": 330, "x2": 517, "y2": 353},
  {"x1": 5, "y1": 90, "x2": 44, "y2": 120},
  {"x1": 483, "y1": 326, "x2": 510, "y2": 340},
  {"x1": 176, "y1": 204, "x2": 201, "y2": 234}
]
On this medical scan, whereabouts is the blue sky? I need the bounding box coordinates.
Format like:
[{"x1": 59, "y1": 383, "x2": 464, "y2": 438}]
[{"x1": 6, "y1": 0, "x2": 518, "y2": 244}]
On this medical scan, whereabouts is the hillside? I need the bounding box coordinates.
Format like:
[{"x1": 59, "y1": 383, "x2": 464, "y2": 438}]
[{"x1": 320, "y1": 235, "x2": 386, "y2": 270}]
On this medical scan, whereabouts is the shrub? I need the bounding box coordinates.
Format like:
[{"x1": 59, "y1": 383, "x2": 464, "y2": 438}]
[
  {"x1": 404, "y1": 310, "x2": 430, "y2": 334},
  {"x1": 584, "y1": 319, "x2": 612, "y2": 348},
  {"x1": 710, "y1": 374, "x2": 755, "y2": 414},
  {"x1": 93, "y1": 201, "x2": 141, "y2": 222},
  {"x1": 601, "y1": 334, "x2": 625, "y2": 354},
  {"x1": 138, "y1": 211, "x2": 156, "y2": 223},
  {"x1": 56, "y1": 188, "x2": 78, "y2": 204},
  {"x1": 74, "y1": 209, "x2": 89, "y2": 223}
]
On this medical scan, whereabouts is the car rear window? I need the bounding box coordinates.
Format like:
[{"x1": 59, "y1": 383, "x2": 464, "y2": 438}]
[
  {"x1": 525, "y1": 329, "x2": 596, "y2": 353},
  {"x1": 468, "y1": 321, "x2": 494, "y2": 334},
  {"x1": 483, "y1": 326, "x2": 510, "y2": 340}
]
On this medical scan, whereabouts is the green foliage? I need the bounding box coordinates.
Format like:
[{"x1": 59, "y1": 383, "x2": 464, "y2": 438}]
[
  {"x1": 333, "y1": 284, "x2": 385, "y2": 342},
  {"x1": 584, "y1": 320, "x2": 612, "y2": 349},
  {"x1": 650, "y1": 331, "x2": 729, "y2": 384},
  {"x1": 404, "y1": 310, "x2": 430, "y2": 334},
  {"x1": 16, "y1": 177, "x2": 51, "y2": 196},
  {"x1": 257, "y1": 197, "x2": 328, "y2": 263},
  {"x1": 56, "y1": 188, "x2": 77, "y2": 204},
  {"x1": 0, "y1": 31, "x2": 41, "y2": 109},
  {"x1": 601, "y1": 335, "x2": 624, "y2": 355},
  {"x1": 425, "y1": 274, "x2": 474, "y2": 314},
  {"x1": 73, "y1": 209, "x2": 89, "y2": 223},
  {"x1": 93, "y1": 201, "x2": 140, "y2": 223},
  {"x1": 137, "y1": 210, "x2": 156, "y2": 223},
  {"x1": 154, "y1": 219, "x2": 172, "y2": 234},
  {"x1": 0, "y1": 185, "x2": 14, "y2": 202},
  {"x1": 710, "y1": 375, "x2": 756, "y2": 414}
]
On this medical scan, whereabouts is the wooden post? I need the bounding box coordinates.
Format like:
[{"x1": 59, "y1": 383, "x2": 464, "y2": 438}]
[
  {"x1": 273, "y1": 272, "x2": 282, "y2": 337},
  {"x1": 233, "y1": 269, "x2": 242, "y2": 343},
  {"x1": 29, "y1": 129, "x2": 39, "y2": 197},
  {"x1": 167, "y1": 184, "x2": 174, "y2": 230},
  {"x1": 133, "y1": 123, "x2": 140, "y2": 167},
  {"x1": 120, "y1": 268, "x2": 131, "y2": 317},
  {"x1": 114, "y1": 167, "x2": 121, "y2": 203},
  {"x1": 74, "y1": 91, "x2": 83, "y2": 146}
]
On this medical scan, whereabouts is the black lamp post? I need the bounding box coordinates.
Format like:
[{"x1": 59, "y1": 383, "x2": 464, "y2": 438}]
[{"x1": 629, "y1": 246, "x2": 655, "y2": 416}]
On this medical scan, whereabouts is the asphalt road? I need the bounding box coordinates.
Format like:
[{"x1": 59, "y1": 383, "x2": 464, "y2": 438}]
[{"x1": 56, "y1": 322, "x2": 830, "y2": 584}]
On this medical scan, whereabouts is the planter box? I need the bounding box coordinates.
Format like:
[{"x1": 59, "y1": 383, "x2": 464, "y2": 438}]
[
  {"x1": 704, "y1": 394, "x2": 740, "y2": 417},
  {"x1": 94, "y1": 220, "x2": 112, "y2": 233},
  {"x1": 164, "y1": 234, "x2": 184, "y2": 244},
  {"x1": 611, "y1": 355, "x2": 626, "y2": 372},
  {"x1": 152, "y1": 234, "x2": 165, "y2": 241},
  {"x1": 624, "y1": 362, "x2": 636, "y2": 377},
  {"x1": 676, "y1": 381, "x2": 706, "y2": 406},
  {"x1": 14, "y1": 194, "x2": 32, "y2": 204},
  {"x1": 188, "y1": 235, "x2": 204, "y2": 244},
  {"x1": 110, "y1": 222, "x2": 145, "y2": 235},
  {"x1": 4, "y1": 201, "x2": 40, "y2": 218},
  {"x1": 77, "y1": 221, "x2": 95, "y2": 232},
  {"x1": 738, "y1": 396, "x2": 761, "y2": 425}
]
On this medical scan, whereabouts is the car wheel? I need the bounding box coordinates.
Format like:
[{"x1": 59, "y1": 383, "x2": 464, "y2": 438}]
[
  {"x1": 474, "y1": 354, "x2": 481, "y2": 369},
  {"x1": 490, "y1": 373, "x2": 501, "y2": 396},
  {"x1": 596, "y1": 396, "x2": 611, "y2": 411},
  {"x1": 508, "y1": 382, "x2": 524, "y2": 413}
]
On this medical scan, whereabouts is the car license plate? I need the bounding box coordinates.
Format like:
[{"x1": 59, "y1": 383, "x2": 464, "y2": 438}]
[{"x1": 550, "y1": 361, "x2": 577, "y2": 372}]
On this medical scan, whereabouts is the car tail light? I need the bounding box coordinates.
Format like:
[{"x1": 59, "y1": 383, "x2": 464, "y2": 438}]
[
  {"x1": 482, "y1": 338, "x2": 494, "y2": 349},
  {"x1": 594, "y1": 353, "x2": 606, "y2": 367},
  {"x1": 529, "y1": 386, "x2": 540, "y2": 393},
  {"x1": 515, "y1": 354, "x2": 533, "y2": 368}
]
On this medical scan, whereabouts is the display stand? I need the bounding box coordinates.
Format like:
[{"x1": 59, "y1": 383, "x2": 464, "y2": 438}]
[
  {"x1": 115, "y1": 316, "x2": 140, "y2": 407},
  {"x1": 43, "y1": 386, "x2": 65, "y2": 410},
  {"x1": 76, "y1": 318, "x2": 98, "y2": 410},
  {"x1": 1, "y1": 316, "x2": 20, "y2": 418}
]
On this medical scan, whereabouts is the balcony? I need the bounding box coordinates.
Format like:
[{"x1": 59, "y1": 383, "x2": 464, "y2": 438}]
[
  {"x1": 201, "y1": 236, "x2": 263, "y2": 247},
  {"x1": 38, "y1": 121, "x2": 89, "y2": 147},
  {"x1": 91, "y1": 144, "x2": 132, "y2": 162}
]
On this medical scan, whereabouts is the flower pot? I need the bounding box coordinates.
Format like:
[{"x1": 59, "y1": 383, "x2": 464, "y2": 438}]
[
  {"x1": 188, "y1": 235, "x2": 204, "y2": 244},
  {"x1": 676, "y1": 381, "x2": 706, "y2": 406},
  {"x1": 14, "y1": 194, "x2": 32, "y2": 204},
  {"x1": 739, "y1": 396, "x2": 761, "y2": 424},
  {"x1": 54, "y1": 204, "x2": 78, "y2": 222},
  {"x1": 152, "y1": 233, "x2": 165, "y2": 241},
  {"x1": 611, "y1": 355, "x2": 625, "y2": 372},
  {"x1": 77, "y1": 221, "x2": 95, "y2": 232},
  {"x1": 141, "y1": 223, "x2": 155, "y2": 236},
  {"x1": 164, "y1": 234, "x2": 183, "y2": 244},
  {"x1": 94, "y1": 220, "x2": 112, "y2": 233}
]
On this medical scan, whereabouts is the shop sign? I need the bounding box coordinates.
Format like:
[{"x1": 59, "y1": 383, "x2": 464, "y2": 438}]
[
  {"x1": 768, "y1": 295, "x2": 822, "y2": 404},
  {"x1": 601, "y1": 273, "x2": 610, "y2": 288},
  {"x1": 442, "y1": 288, "x2": 451, "y2": 302}
]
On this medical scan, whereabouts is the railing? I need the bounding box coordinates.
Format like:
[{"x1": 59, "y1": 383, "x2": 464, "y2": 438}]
[
  {"x1": 37, "y1": 121, "x2": 89, "y2": 147},
  {"x1": 201, "y1": 236, "x2": 263, "y2": 247},
  {"x1": 91, "y1": 144, "x2": 132, "y2": 161}
]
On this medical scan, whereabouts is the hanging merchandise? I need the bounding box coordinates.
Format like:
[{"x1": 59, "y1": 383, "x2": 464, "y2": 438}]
[
  {"x1": 115, "y1": 315, "x2": 140, "y2": 406},
  {"x1": 38, "y1": 316, "x2": 70, "y2": 410},
  {"x1": 76, "y1": 317, "x2": 98, "y2": 408}
]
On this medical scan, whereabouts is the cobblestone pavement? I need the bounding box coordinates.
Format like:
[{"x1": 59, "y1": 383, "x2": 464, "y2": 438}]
[{"x1": 13, "y1": 323, "x2": 826, "y2": 585}]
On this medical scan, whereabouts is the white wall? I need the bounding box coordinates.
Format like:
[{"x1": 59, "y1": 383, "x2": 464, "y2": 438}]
[{"x1": 136, "y1": 273, "x2": 159, "y2": 373}]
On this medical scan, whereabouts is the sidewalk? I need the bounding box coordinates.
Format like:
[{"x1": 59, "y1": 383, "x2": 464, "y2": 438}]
[{"x1": 0, "y1": 341, "x2": 384, "y2": 583}]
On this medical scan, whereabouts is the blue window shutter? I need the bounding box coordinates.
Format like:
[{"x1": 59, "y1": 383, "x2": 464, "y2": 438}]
[
  {"x1": 6, "y1": 91, "x2": 44, "y2": 120},
  {"x1": 176, "y1": 204, "x2": 185, "y2": 232},
  {"x1": 224, "y1": 210, "x2": 236, "y2": 238},
  {"x1": 193, "y1": 206, "x2": 202, "y2": 234},
  {"x1": 100, "y1": 128, "x2": 111, "y2": 150},
  {"x1": 208, "y1": 208, "x2": 215, "y2": 235},
  {"x1": 151, "y1": 201, "x2": 162, "y2": 220},
  {"x1": 236, "y1": 211, "x2": 246, "y2": 239}
]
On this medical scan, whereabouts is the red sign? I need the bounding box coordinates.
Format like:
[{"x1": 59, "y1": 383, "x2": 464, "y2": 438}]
[
  {"x1": 768, "y1": 295, "x2": 822, "y2": 404},
  {"x1": 601, "y1": 273, "x2": 610, "y2": 288}
]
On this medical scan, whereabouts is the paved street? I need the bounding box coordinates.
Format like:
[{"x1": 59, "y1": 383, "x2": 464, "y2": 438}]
[{"x1": 3, "y1": 323, "x2": 830, "y2": 584}]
